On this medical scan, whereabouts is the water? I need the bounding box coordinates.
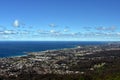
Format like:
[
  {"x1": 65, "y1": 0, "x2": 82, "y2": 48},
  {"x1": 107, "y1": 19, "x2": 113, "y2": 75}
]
[{"x1": 0, "y1": 41, "x2": 107, "y2": 58}]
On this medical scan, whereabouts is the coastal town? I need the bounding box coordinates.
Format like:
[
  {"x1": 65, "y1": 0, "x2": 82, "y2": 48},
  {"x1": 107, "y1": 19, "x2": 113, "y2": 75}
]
[{"x1": 0, "y1": 42, "x2": 120, "y2": 79}]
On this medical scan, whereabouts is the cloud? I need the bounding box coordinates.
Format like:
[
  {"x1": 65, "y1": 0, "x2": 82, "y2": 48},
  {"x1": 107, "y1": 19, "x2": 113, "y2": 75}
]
[
  {"x1": 96, "y1": 26, "x2": 117, "y2": 32},
  {"x1": 4, "y1": 30, "x2": 13, "y2": 34},
  {"x1": 63, "y1": 26, "x2": 70, "y2": 32},
  {"x1": 0, "y1": 30, "x2": 18, "y2": 35},
  {"x1": 96, "y1": 26, "x2": 106, "y2": 31},
  {"x1": 3, "y1": 35, "x2": 10, "y2": 39},
  {"x1": 18, "y1": 30, "x2": 30, "y2": 34},
  {"x1": 83, "y1": 26, "x2": 92, "y2": 31},
  {"x1": 49, "y1": 23, "x2": 57, "y2": 27},
  {"x1": 37, "y1": 29, "x2": 61, "y2": 37},
  {"x1": 71, "y1": 33, "x2": 76, "y2": 35},
  {"x1": 117, "y1": 32, "x2": 120, "y2": 35},
  {"x1": 64, "y1": 29, "x2": 69, "y2": 32},
  {"x1": 50, "y1": 30, "x2": 61, "y2": 35},
  {"x1": 21, "y1": 23, "x2": 26, "y2": 28},
  {"x1": 38, "y1": 30, "x2": 50, "y2": 34},
  {"x1": 13, "y1": 20, "x2": 20, "y2": 27},
  {"x1": 50, "y1": 30, "x2": 56, "y2": 33},
  {"x1": 107, "y1": 26, "x2": 116, "y2": 31}
]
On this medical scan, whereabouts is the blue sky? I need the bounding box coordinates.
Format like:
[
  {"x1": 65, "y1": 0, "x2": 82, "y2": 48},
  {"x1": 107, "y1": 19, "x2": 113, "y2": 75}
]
[{"x1": 0, "y1": 0, "x2": 120, "y2": 41}]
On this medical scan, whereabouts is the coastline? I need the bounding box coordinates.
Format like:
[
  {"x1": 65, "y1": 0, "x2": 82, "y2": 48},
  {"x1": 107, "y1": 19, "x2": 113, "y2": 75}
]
[
  {"x1": 0, "y1": 46, "x2": 77, "y2": 58},
  {"x1": 0, "y1": 41, "x2": 115, "y2": 58}
]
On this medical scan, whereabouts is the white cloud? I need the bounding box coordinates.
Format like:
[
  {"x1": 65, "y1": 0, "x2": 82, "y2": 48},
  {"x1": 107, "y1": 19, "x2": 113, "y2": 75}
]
[
  {"x1": 18, "y1": 30, "x2": 29, "y2": 34},
  {"x1": 107, "y1": 26, "x2": 116, "y2": 31},
  {"x1": 13, "y1": 20, "x2": 20, "y2": 27},
  {"x1": 83, "y1": 26, "x2": 92, "y2": 31},
  {"x1": 71, "y1": 33, "x2": 76, "y2": 35},
  {"x1": 96, "y1": 26, "x2": 117, "y2": 32},
  {"x1": 96, "y1": 26, "x2": 106, "y2": 31},
  {"x1": 4, "y1": 30, "x2": 12, "y2": 34},
  {"x1": 3, "y1": 35, "x2": 9, "y2": 39},
  {"x1": 0, "y1": 30, "x2": 17, "y2": 35},
  {"x1": 49, "y1": 23, "x2": 57, "y2": 27},
  {"x1": 117, "y1": 32, "x2": 120, "y2": 35},
  {"x1": 50, "y1": 30, "x2": 56, "y2": 33},
  {"x1": 64, "y1": 29, "x2": 69, "y2": 32},
  {"x1": 4, "y1": 30, "x2": 17, "y2": 34}
]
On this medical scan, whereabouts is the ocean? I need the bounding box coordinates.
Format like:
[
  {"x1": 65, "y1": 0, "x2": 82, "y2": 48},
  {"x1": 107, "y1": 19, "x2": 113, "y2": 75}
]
[{"x1": 0, "y1": 41, "x2": 108, "y2": 58}]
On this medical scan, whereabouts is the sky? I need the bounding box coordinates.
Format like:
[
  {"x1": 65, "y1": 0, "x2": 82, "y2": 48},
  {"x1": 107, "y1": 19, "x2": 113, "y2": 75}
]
[{"x1": 0, "y1": 0, "x2": 120, "y2": 41}]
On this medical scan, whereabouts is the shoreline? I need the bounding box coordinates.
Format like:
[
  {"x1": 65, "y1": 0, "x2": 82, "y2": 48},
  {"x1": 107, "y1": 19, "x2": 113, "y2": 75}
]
[
  {"x1": 26, "y1": 46, "x2": 79, "y2": 56},
  {"x1": 0, "y1": 41, "x2": 117, "y2": 58},
  {"x1": 0, "y1": 46, "x2": 78, "y2": 58}
]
